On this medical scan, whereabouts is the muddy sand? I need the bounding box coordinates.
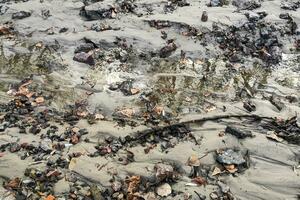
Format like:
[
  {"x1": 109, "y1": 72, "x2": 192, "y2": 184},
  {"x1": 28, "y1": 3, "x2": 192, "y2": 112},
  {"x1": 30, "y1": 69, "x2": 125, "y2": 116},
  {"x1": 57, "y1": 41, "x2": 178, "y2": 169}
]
[{"x1": 0, "y1": 0, "x2": 300, "y2": 199}]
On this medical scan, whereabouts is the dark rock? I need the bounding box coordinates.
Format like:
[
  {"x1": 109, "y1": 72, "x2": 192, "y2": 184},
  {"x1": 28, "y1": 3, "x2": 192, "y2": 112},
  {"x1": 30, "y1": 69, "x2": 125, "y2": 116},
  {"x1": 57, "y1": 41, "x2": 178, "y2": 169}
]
[
  {"x1": 80, "y1": 2, "x2": 114, "y2": 20},
  {"x1": 209, "y1": 0, "x2": 228, "y2": 7},
  {"x1": 279, "y1": 13, "x2": 292, "y2": 20},
  {"x1": 74, "y1": 43, "x2": 95, "y2": 53},
  {"x1": 201, "y1": 11, "x2": 208, "y2": 22},
  {"x1": 0, "y1": 5, "x2": 9, "y2": 15},
  {"x1": 280, "y1": 1, "x2": 300, "y2": 11},
  {"x1": 91, "y1": 23, "x2": 113, "y2": 32},
  {"x1": 232, "y1": 0, "x2": 261, "y2": 10},
  {"x1": 12, "y1": 11, "x2": 31, "y2": 19},
  {"x1": 73, "y1": 52, "x2": 95, "y2": 65},
  {"x1": 9, "y1": 142, "x2": 21, "y2": 153},
  {"x1": 159, "y1": 42, "x2": 177, "y2": 58},
  {"x1": 217, "y1": 149, "x2": 246, "y2": 165},
  {"x1": 59, "y1": 27, "x2": 68, "y2": 33},
  {"x1": 41, "y1": 9, "x2": 51, "y2": 19},
  {"x1": 161, "y1": 31, "x2": 168, "y2": 39},
  {"x1": 225, "y1": 126, "x2": 253, "y2": 139}
]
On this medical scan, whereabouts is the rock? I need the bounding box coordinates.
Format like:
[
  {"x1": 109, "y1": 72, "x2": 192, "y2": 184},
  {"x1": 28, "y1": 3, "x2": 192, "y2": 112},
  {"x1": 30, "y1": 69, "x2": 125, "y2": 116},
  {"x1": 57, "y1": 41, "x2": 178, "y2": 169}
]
[
  {"x1": 73, "y1": 52, "x2": 95, "y2": 65},
  {"x1": 280, "y1": 1, "x2": 300, "y2": 10},
  {"x1": 12, "y1": 11, "x2": 31, "y2": 19},
  {"x1": 245, "y1": 11, "x2": 260, "y2": 21},
  {"x1": 9, "y1": 142, "x2": 21, "y2": 153},
  {"x1": 216, "y1": 149, "x2": 246, "y2": 165},
  {"x1": 80, "y1": 2, "x2": 114, "y2": 20},
  {"x1": 40, "y1": 138, "x2": 52, "y2": 152},
  {"x1": 209, "y1": 0, "x2": 228, "y2": 7},
  {"x1": 159, "y1": 42, "x2": 177, "y2": 58},
  {"x1": 201, "y1": 11, "x2": 208, "y2": 22},
  {"x1": 74, "y1": 43, "x2": 95, "y2": 53},
  {"x1": 154, "y1": 163, "x2": 175, "y2": 182},
  {"x1": 225, "y1": 126, "x2": 253, "y2": 139},
  {"x1": 54, "y1": 179, "x2": 70, "y2": 194},
  {"x1": 279, "y1": 13, "x2": 292, "y2": 20},
  {"x1": 156, "y1": 183, "x2": 172, "y2": 197},
  {"x1": 232, "y1": 0, "x2": 261, "y2": 10}
]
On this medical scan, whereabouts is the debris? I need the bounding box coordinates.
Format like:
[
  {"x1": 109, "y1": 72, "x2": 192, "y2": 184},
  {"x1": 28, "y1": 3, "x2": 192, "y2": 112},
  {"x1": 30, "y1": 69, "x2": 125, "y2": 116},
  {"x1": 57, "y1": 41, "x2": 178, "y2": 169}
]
[{"x1": 74, "y1": 43, "x2": 95, "y2": 53}]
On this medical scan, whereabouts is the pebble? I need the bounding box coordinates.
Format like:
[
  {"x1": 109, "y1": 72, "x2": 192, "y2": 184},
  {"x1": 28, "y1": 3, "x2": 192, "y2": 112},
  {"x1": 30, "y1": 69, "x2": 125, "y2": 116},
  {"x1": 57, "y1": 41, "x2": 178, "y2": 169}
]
[{"x1": 12, "y1": 11, "x2": 31, "y2": 19}]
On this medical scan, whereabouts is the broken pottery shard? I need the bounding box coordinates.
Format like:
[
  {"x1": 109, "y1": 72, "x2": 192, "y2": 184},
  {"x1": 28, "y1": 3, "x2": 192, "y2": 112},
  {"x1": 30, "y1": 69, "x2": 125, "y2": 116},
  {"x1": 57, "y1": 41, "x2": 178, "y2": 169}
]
[
  {"x1": 12, "y1": 11, "x2": 31, "y2": 19},
  {"x1": 73, "y1": 52, "x2": 95, "y2": 65},
  {"x1": 217, "y1": 149, "x2": 245, "y2": 165},
  {"x1": 225, "y1": 126, "x2": 253, "y2": 139}
]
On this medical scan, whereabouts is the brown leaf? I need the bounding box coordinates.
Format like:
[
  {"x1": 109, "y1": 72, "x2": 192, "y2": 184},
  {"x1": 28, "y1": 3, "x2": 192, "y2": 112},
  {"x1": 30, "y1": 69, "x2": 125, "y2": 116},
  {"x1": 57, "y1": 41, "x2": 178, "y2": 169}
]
[
  {"x1": 118, "y1": 108, "x2": 135, "y2": 118},
  {"x1": 126, "y1": 175, "x2": 140, "y2": 194},
  {"x1": 46, "y1": 170, "x2": 60, "y2": 177},
  {"x1": 45, "y1": 195, "x2": 56, "y2": 200},
  {"x1": 35, "y1": 96, "x2": 45, "y2": 104},
  {"x1": 71, "y1": 134, "x2": 79, "y2": 144},
  {"x1": 192, "y1": 176, "x2": 207, "y2": 186},
  {"x1": 0, "y1": 26, "x2": 10, "y2": 35},
  {"x1": 153, "y1": 106, "x2": 164, "y2": 115},
  {"x1": 224, "y1": 164, "x2": 237, "y2": 173},
  {"x1": 95, "y1": 113, "x2": 105, "y2": 120},
  {"x1": 187, "y1": 155, "x2": 200, "y2": 166},
  {"x1": 130, "y1": 88, "x2": 140, "y2": 95},
  {"x1": 5, "y1": 177, "x2": 21, "y2": 189},
  {"x1": 212, "y1": 166, "x2": 222, "y2": 176}
]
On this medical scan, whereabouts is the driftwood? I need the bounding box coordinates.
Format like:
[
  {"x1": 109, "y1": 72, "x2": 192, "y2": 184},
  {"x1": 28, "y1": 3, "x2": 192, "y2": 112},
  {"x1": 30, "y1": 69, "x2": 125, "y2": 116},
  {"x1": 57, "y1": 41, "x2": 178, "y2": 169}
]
[{"x1": 134, "y1": 114, "x2": 273, "y2": 139}]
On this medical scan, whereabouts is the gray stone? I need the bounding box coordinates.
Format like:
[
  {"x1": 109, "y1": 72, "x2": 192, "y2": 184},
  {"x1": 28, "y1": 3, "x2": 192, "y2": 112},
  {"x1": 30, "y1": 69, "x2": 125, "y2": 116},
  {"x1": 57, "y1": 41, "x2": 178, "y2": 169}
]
[{"x1": 216, "y1": 149, "x2": 245, "y2": 165}]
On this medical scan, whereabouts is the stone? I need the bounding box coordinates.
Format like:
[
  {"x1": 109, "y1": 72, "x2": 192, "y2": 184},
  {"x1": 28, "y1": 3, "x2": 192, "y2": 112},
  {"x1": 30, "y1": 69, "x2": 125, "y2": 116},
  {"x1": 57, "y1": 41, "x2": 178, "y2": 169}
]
[
  {"x1": 73, "y1": 52, "x2": 95, "y2": 65},
  {"x1": 201, "y1": 11, "x2": 208, "y2": 22},
  {"x1": 216, "y1": 149, "x2": 246, "y2": 165},
  {"x1": 12, "y1": 11, "x2": 31, "y2": 19},
  {"x1": 80, "y1": 1, "x2": 114, "y2": 20}
]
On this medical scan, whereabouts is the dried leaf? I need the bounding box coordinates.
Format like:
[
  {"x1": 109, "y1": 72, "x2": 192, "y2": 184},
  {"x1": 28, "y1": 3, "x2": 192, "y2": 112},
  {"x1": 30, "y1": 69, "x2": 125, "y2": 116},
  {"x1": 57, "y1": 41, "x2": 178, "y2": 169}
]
[
  {"x1": 266, "y1": 132, "x2": 283, "y2": 142},
  {"x1": 126, "y1": 175, "x2": 141, "y2": 194},
  {"x1": 95, "y1": 113, "x2": 105, "y2": 120},
  {"x1": 46, "y1": 170, "x2": 60, "y2": 177},
  {"x1": 153, "y1": 106, "x2": 164, "y2": 115},
  {"x1": 45, "y1": 195, "x2": 56, "y2": 200},
  {"x1": 130, "y1": 88, "x2": 140, "y2": 95},
  {"x1": 35, "y1": 96, "x2": 45, "y2": 104},
  {"x1": 212, "y1": 166, "x2": 222, "y2": 176},
  {"x1": 118, "y1": 108, "x2": 135, "y2": 118},
  {"x1": 192, "y1": 176, "x2": 207, "y2": 186},
  {"x1": 224, "y1": 164, "x2": 237, "y2": 173},
  {"x1": 5, "y1": 177, "x2": 21, "y2": 189},
  {"x1": 0, "y1": 26, "x2": 11, "y2": 35},
  {"x1": 71, "y1": 134, "x2": 79, "y2": 144},
  {"x1": 187, "y1": 155, "x2": 200, "y2": 166},
  {"x1": 204, "y1": 105, "x2": 216, "y2": 112}
]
